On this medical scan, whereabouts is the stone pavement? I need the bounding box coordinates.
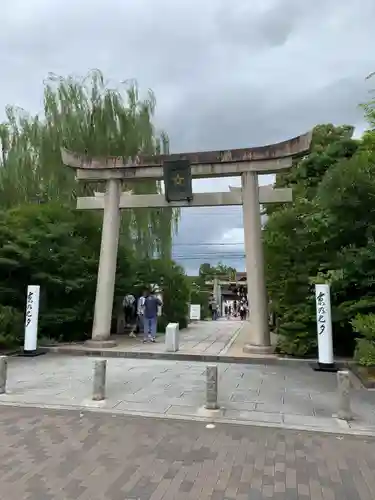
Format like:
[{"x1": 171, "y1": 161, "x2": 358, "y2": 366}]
[
  {"x1": 225, "y1": 322, "x2": 278, "y2": 358},
  {"x1": 44, "y1": 320, "x2": 244, "y2": 358},
  {"x1": 1, "y1": 355, "x2": 375, "y2": 435},
  {"x1": 1, "y1": 405, "x2": 375, "y2": 500}
]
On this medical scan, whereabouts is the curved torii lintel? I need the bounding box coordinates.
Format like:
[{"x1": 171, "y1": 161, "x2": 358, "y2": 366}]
[{"x1": 60, "y1": 130, "x2": 312, "y2": 175}]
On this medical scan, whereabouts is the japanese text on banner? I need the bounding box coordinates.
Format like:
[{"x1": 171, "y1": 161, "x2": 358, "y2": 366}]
[
  {"x1": 316, "y1": 291, "x2": 327, "y2": 335},
  {"x1": 26, "y1": 291, "x2": 34, "y2": 327}
]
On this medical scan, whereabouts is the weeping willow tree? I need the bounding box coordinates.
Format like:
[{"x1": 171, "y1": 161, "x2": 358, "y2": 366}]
[{"x1": 0, "y1": 69, "x2": 178, "y2": 258}]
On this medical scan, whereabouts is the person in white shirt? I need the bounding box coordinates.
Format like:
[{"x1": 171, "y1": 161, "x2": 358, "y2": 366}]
[
  {"x1": 136, "y1": 292, "x2": 146, "y2": 334},
  {"x1": 123, "y1": 294, "x2": 135, "y2": 326}
]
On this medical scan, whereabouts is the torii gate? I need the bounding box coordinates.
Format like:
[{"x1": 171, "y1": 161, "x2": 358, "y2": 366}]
[{"x1": 61, "y1": 131, "x2": 312, "y2": 352}]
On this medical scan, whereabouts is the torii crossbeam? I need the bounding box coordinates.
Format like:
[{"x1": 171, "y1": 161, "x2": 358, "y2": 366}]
[
  {"x1": 61, "y1": 131, "x2": 312, "y2": 352},
  {"x1": 76, "y1": 186, "x2": 293, "y2": 209}
]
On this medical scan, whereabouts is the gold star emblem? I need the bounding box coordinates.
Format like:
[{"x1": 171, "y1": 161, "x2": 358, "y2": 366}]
[{"x1": 173, "y1": 174, "x2": 185, "y2": 186}]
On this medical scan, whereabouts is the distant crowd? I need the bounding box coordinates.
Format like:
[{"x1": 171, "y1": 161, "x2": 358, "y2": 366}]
[{"x1": 208, "y1": 295, "x2": 249, "y2": 321}]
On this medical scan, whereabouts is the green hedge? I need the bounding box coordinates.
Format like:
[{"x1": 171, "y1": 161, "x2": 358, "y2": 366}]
[
  {"x1": 0, "y1": 203, "x2": 190, "y2": 348},
  {"x1": 0, "y1": 305, "x2": 24, "y2": 349},
  {"x1": 352, "y1": 313, "x2": 375, "y2": 366}
]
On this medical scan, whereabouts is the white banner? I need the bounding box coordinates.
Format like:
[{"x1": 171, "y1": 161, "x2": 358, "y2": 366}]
[
  {"x1": 189, "y1": 304, "x2": 201, "y2": 320},
  {"x1": 24, "y1": 285, "x2": 40, "y2": 352},
  {"x1": 315, "y1": 284, "x2": 333, "y2": 365}
]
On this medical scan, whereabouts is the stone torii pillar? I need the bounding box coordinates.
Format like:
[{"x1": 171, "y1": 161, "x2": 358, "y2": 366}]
[
  {"x1": 241, "y1": 172, "x2": 270, "y2": 352},
  {"x1": 87, "y1": 178, "x2": 121, "y2": 347}
]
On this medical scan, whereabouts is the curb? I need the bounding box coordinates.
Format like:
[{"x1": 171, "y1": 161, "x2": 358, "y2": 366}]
[
  {"x1": 41, "y1": 346, "x2": 350, "y2": 368},
  {"x1": 0, "y1": 399, "x2": 374, "y2": 438}
]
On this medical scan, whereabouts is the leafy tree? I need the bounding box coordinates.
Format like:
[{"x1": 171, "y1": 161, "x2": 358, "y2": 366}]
[
  {"x1": 0, "y1": 203, "x2": 113, "y2": 342},
  {"x1": 266, "y1": 124, "x2": 359, "y2": 218},
  {"x1": 317, "y1": 154, "x2": 375, "y2": 252},
  {"x1": 316, "y1": 155, "x2": 375, "y2": 354},
  {"x1": 0, "y1": 306, "x2": 24, "y2": 349},
  {"x1": 111, "y1": 256, "x2": 190, "y2": 332},
  {"x1": 188, "y1": 278, "x2": 211, "y2": 319},
  {"x1": 351, "y1": 314, "x2": 375, "y2": 366},
  {"x1": 276, "y1": 124, "x2": 358, "y2": 198},
  {"x1": 198, "y1": 262, "x2": 236, "y2": 283},
  {"x1": 264, "y1": 123, "x2": 374, "y2": 357},
  {"x1": 0, "y1": 202, "x2": 190, "y2": 347},
  {"x1": 0, "y1": 70, "x2": 178, "y2": 258}
]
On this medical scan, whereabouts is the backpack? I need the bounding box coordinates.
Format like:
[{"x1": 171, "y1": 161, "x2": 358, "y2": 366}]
[{"x1": 123, "y1": 294, "x2": 135, "y2": 308}]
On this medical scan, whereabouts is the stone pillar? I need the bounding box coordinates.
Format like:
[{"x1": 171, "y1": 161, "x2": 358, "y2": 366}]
[
  {"x1": 213, "y1": 278, "x2": 219, "y2": 303},
  {"x1": 165, "y1": 322, "x2": 179, "y2": 352},
  {"x1": 205, "y1": 364, "x2": 219, "y2": 410},
  {"x1": 0, "y1": 356, "x2": 7, "y2": 394},
  {"x1": 90, "y1": 179, "x2": 121, "y2": 346},
  {"x1": 92, "y1": 359, "x2": 107, "y2": 401},
  {"x1": 241, "y1": 171, "x2": 271, "y2": 353},
  {"x1": 217, "y1": 284, "x2": 222, "y2": 316},
  {"x1": 337, "y1": 370, "x2": 353, "y2": 421}
]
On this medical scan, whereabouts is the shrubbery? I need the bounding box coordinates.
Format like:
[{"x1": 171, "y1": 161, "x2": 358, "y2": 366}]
[
  {"x1": 0, "y1": 203, "x2": 190, "y2": 348},
  {"x1": 189, "y1": 280, "x2": 210, "y2": 320},
  {"x1": 132, "y1": 257, "x2": 190, "y2": 331},
  {"x1": 0, "y1": 305, "x2": 24, "y2": 349},
  {"x1": 352, "y1": 314, "x2": 375, "y2": 366},
  {"x1": 265, "y1": 123, "x2": 375, "y2": 358}
]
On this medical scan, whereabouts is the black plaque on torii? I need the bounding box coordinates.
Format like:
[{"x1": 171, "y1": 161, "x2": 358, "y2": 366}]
[{"x1": 163, "y1": 159, "x2": 193, "y2": 203}]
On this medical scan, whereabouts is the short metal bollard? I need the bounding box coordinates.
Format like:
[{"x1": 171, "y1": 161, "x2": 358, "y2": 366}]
[
  {"x1": 0, "y1": 356, "x2": 7, "y2": 394},
  {"x1": 337, "y1": 370, "x2": 353, "y2": 421},
  {"x1": 92, "y1": 359, "x2": 107, "y2": 401},
  {"x1": 205, "y1": 364, "x2": 219, "y2": 410}
]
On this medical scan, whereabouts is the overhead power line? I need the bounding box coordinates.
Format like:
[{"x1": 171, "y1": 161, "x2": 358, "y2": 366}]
[
  {"x1": 173, "y1": 242, "x2": 244, "y2": 247},
  {"x1": 172, "y1": 253, "x2": 245, "y2": 260}
]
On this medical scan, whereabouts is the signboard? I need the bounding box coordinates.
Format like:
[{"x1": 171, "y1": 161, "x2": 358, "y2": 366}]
[
  {"x1": 315, "y1": 284, "x2": 333, "y2": 365},
  {"x1": 190, "y1": 304, "x2": 201, "y2": 320},
  {"x1": 24, "y1": 285, "x2": 40, "y2": 352},
  {"x1": 163, "y1": 159, "x2": 193, "y2": 202}
]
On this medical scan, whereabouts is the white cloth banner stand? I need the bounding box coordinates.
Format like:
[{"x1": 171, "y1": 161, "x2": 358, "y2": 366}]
[
  {"x1": 313, "y1": 284, "x2": 336, "y2": 372},
  {"x1": 23, "y1": 285, "x2": 41, "y2": 356}
]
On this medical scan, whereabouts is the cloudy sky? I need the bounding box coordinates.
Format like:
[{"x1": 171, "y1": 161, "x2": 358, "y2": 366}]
[{"x1": 2, "y1": 0, "x2": 375, "y2": 274}]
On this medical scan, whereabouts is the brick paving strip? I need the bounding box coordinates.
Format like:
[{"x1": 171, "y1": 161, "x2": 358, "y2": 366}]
[{"x1": 0, "y1": 406, "x2": 375, "y2": 499}]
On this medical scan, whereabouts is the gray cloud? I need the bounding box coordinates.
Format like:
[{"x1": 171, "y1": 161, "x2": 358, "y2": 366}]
[{"x1": 1, "y1": 0, "x2": 374, "y2": 274}]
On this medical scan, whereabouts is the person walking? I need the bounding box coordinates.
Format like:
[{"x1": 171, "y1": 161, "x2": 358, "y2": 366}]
[
  {"x1": 135, "y1": 291, "x2": 146, "y2": 336},
  {"x1": 123, "y1": 293, "x2": 136, "y2": 327},
  {"x1": 211, "y1": 299, "x2": 218, "y2": 320},
  {"x1": 225, "y1": 301, "x2": 231, "y2": 320},
  {"x1": 143, "y1": 289, "x2": 162, "y2": 343},
  {"x1": 239, "y1": 303, "x2": 246, "y2": 321}
]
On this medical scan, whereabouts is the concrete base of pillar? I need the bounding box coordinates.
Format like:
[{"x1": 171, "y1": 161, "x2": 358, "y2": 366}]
[
  {"x1": 19, "y1": 348, "x2": 47, "y2": 358},
  {"x1": 311, "y1": 362, "x2": 338, "y2": 373},
  {"x1": 243, "y1": 343, "x2": 274, "y2": 355},
  {"x1": 197, "y1": 406, "x2": 223, "y2": 418},
  {"x1": 85, "y1": 339, "x2": 117, "y2": 349}
]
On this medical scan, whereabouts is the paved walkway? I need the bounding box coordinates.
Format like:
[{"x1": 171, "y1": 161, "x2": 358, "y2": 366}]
[
  {"x1": 225, "y1": 322, "x2": 278, "y2": 357},
  {"x1": 1, "y1": 355, "x2": 375, "y2": 435},
  {"x1": 45, "y1": 320, "x2": 244, "y2": 357},
  {"x1": 1, "y1": 406, "x2": 374, "y2": 499}
]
